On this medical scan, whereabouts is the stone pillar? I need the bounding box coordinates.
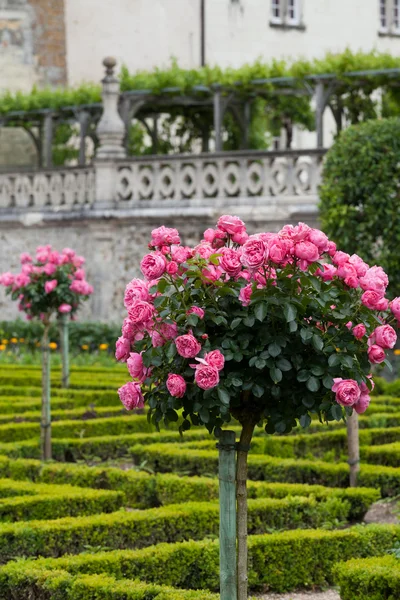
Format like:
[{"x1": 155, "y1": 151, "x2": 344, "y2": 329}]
[
  {"x1": 96, "y1": 57, "x2": 126, "y2": 159},
  {"x1": 94, "y1": 57, "x2": 126, "y2": 207}
]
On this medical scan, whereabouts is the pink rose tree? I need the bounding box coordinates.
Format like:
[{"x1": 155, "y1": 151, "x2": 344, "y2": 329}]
[
  {"x1": 0, "y1": 245, "x2": 93, "y2": 460},
  {"x1": 117, "y1": 217, "x2": 397, "y2": 600}
]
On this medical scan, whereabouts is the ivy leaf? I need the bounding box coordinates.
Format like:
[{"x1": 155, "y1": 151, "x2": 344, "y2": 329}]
[
  {"x1": 283, "y1": 303, "x2": 297, "y2": 322},
  {"x1": 254, "y1": 303, "x2": 268, "y2": 322}
]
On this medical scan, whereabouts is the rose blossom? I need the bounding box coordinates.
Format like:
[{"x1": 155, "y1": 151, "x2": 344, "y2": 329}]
[
  {"x1": 127, "y1": 352, "x2": 147, "y2": 381},
  {"x1": 316, "y1": 264, "x2": 337, "y2": 282},
  {"x1": 20, "y1": 253, "x2": 32, "y2": 264},
  {"x1": 58, "y1": 303, "x2": 72, "y2": 313},
  {"x1": 294, "y1": 241, "x2": 320, "y2": 263},
  {"x1": 44, "y1": 279, "x2": 58, "y2": 294},
  {"x1": 370, "y1": 325, "x2": 397, "y2": 349},
  {"x1": 390, "y1": 297, "x2": 400, "y2": 320},
  {"x1": 332, "y1": 378, "x2": 361, "y2": 407},
  {"x1": 166, "y1": 374, "x2": 186, "y2": 398},
  {"x1": 348, "y1": 254, "x2": 369, "y2": 277},
  {"x1": 124, "y1": 279, "x2": 150, "y2": 309},
  {"x1": 118, "y1": 382, "x2": 144, "y2": 410},
  {"x1": 187, "y1": 306, "x2": 205, "y2": 319},
  {"x1": 0, "y1": 273, "x2": 14, "y2": 286},
  {"x1": 239, "y1": 283, "x2": 253, "y2": 307},
  {"x1": 128, "y1": 301, "x2": 154, "y2": 324},
  {"x1": 140, "y1": 253, "x2": 167, "y2": 280},
  {"x1": 268, "y1": 237, "x2": 289, "y2": 265},
  {"x1": 332, "y1": 251, "x2": 350, "y2": 267},
  {"x1": 241, "y1": 239, "x2": 268, "y2": 270},
  {"x1": 279, "y1": 222, "x2": 310, "y2": 242},
  {"x1": 171, "y1": 246, "x2": 192, "y2": 263},
  {"x1": 361, "y1": 290, "x2": 389, "y2": 311},
  {"x1": 354, "y1": 394, "x2": 370, "y2": 414},
  {"x1": 217, "y1": 215, "x2": 246, "y2": 237},
  {"x1": 308, "y1": 229, "x2": 329, "y2": 252},
  {"x1": 175, "y1": 333, "x2": 202, "y2": 358},
  {"x1": 115, "y1": 336, "x2": 131, "y2": 362},
  {"x1": 166, "y1": 261, "x2": 178, "y2": 275},
  {"x1": 204, "y1": 350, "x2": 225, "y2": 371},
  {"x1": 220, "y1": 248, "x2": 242, "y2": 277},
  {"x1": 359, "y1": 266, "x2": 388, "y2": 295},
  {"x1": 368, "y1": 344, "x2": 386, "y2": 364},
  {"x1": 151, "y1": 226, "x2": 180, "y2": 248},
  {"x1": 194, "y1": 365, "x2": 220, "y2": 390},
  {"x1": 352, "y1": 324, "x2": 366, "y2": 339}
]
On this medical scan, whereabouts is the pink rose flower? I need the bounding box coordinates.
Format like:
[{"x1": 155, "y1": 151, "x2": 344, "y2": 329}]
[
  {"x1": 128, "y1": 301, "x2": 154, "y2": 324},
  {"x1": 171, "y1": 246, "x2": 192, "y2": 263},
  {"x1": 294, "y1": 241, "x2": 320, "y2": 263},
  {"x1": 316, "y1": 264, "x2": 337, "y2": 282},
  {"x1": 368, "y1": 344, "x2": 386, "y2": 364},
  {"x1": 352, "y1": 324, "x2": 366, "y2": 339},
  {"x1": 124, "y1": 279, "x2": 150, "y2": 309},
  {"x1": 327, "y1": 241, "x2": 337, "y2": 256},
  {"x1": 195, "y1": 365, "x2": 220, "y2": 390},
  {"x1": 308, "y1": 229, "x2": 329, "y2": 252},
  {"x1": 204, "y1": 350, "x2": 225, "y2": 371},
  {"x1": 361, "y1": 290, "x2": 387, "y2": 310},
  {"x1": 390, "y1": 297, "x2": 400, "y2": 320},
  {"x1": 279, "y1": 222, "x2": 310, "y2": 243},
  {"x1": 20, "y1": 253, "x2": 32, "y2": 264},
  {"x1": 348, "y1": 254, "x2": 369, "y2": 277},
  {"x1": 43, "y1": 263, "x2": 56, "y2": 276},
  {"x1": 13, "y1": 273, "x2": 30, "y2": 289},
  {"x1": 332, "y1": 378, "x2": 361, "y2": 407},
  {"x1": 166, "y1": 261, "x2": 178, "y2": 275},
  {"x1": 187, "y1": 306, "x2": 205, "y2": 319},
  {"x1": 118, "y1": 382, "x2": 145, "y2": 410},
  {"x1": 232, "y1": 230, "x2": 249, "y2": 245},
  {"x1": 175, "y1": 333, "x2": 202, "y2": 358},
  {"x1": 151, "y1": 226, "x2": 180, "y2": 248},
  {"x1": 220, "y1": 248, "x2": 242, "y2": 277},
  {"x1": 194, "y1": 243, "x2": 213, "y2": 259},
  {"x1": 359, "y1": 266, "x2": 389, "y2": 295},
  {"x1": 239, "y1": 283, "x2": 253, "y2": 307},
  {"x1": 370, "y1": 325, "x2": 397, "y2": 349},
  {"x1": 268, "y1": 237, "x2": 289, "y2": 265},
  {"x1": 166, "y1": 374, "x2": 186, "y2": 398},
  {"x1": 45, "y1": 279, "x2": 58, "y2": 294},
  {"x1": 140, "y1": 253, "x2": 167, "y2": 280},
  {"x1": 332, "y1": 251, "x2": 350, "y2": 267},
  {"x1": 241, "y1": 239, "x2": 268, "y2": 270},
  {"x1": 354, "y1": 394, "x2": 370, "y2": 415},
  {"x1": 0, "y1": 273, "x2": 14, "y2": 287},
  {"x1": 217, "y1": 215, "x2": 246, "y2": 237},
  {"x1": 127, "y1": 352, "x2": 147, "y2": 381},
  {"x1": 115, "y1": 336, "x2": 131, "y2": 362},
  {"x1": 58, "y1": 303, "x2": 72, "y2": 313}
]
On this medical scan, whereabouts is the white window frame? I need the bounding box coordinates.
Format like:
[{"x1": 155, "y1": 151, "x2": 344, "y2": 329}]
[
  {"x1": 379, "y1": 0, "x2": 400, "y2": 35},
  {"x1": 270, "y1": 0, "x2": 302, "y2": 28},
  {"x1": 270, "y1": 0, "x2": 283, "y2": 25}
]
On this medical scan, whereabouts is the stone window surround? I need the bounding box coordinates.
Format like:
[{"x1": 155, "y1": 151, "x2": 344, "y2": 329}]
[
  {"x1": 269, "y1": 0, "x2": 305, "y2": 31},
  {"x1": 379, "y1": 0, "x2": 400, "y2": 37}
]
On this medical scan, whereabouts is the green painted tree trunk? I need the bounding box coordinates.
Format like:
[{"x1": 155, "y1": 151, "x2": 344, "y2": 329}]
[
  {"x1": 59, "y1": 315, "x2": 70, "y2": 388},
  {"x1": 41, "y1": 323, "x2": 51, "y2": 460},
  {"x1": 218, "y1": 430, "x2": 237, "y2": 600}
]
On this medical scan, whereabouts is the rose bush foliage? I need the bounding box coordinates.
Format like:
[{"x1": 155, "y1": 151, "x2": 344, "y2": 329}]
[
  {"x1": 117, "y1": 218, "x2": 398, "y2": 435},
  {"x1": 0, "y1": 246, "x2": 93, "y2": 322}
]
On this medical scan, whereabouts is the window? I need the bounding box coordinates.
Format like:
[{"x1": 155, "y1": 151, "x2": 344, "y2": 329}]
[
  {"x1": 270, "y1": 0, "x2": 302, "y2": 28},
  {"x1": 379, "y1": 0, "x2": 400, "y2": 35}
]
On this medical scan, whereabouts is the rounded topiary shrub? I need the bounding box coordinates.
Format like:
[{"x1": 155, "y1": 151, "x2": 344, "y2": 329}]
[{"x1": 319, "y1": 117, "x2": 400, "y2": 297}]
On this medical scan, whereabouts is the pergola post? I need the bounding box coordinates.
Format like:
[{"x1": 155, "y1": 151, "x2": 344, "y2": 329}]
[
  {"x1": 78, "y1": 111, "x2": 90, "y2": 166},
  {"x1": 213, "y1": 87, "x2": 223, "y2": 152},
  {"x1": 43, "y1": 112, "x2": 54, "y2": 168},
  {"x1": 315, "y1": 82, "x2": 325, "y2": 149}
]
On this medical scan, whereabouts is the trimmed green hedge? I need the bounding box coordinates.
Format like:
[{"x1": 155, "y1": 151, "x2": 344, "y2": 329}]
[
  {"x1": 0, "y1": 405, "x2": 128, "y2": 424},
  {"x1": 0, "y1": 496, "x2": 360, "y2": 563},
  {"x1": 0, "y1": 371, "x2": 124, "y2": 390},
  {"x1": 334, "y1": 555, "x2": 400, "y2": 600},
  {"x1": 0, "y1": 525, "x2": 399, "y2": 594},
  {"x1": 0, "y1": 480, "x2": 124, "y2": 521},
  {"x1": 0, "y1": 567, "x2": 218, "y2": 599},
  {"x1": 0, "y1": 387, "x2": 120, "y2": 405},
  {"x1": 361, "y1": 442, "x2": 400, "y2": 467},
  {"x1": 130, "y1": 443, "x2": 400, "y2": 496}
]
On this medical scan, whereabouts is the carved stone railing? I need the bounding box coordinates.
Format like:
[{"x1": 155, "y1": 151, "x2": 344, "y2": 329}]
[
  {"x1": 0, "y1": 167, "x2": 95, "y2": 211},
  {"x1": 114, "y1": 149, "x2": 326, "y2": 205}
]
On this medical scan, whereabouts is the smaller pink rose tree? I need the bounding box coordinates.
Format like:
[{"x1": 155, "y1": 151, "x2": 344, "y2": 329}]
[
  {"x1": 117, "y1": 218, "x2": 398, "y2": 600},
  {"x1": 0, "y1": 245, "x2": 93, "y2": 459}
]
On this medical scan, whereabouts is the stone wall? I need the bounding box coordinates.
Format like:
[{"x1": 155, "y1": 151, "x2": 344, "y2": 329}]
[{"x1": 0, "y1": 210, "x2": 319, "y2": 324}]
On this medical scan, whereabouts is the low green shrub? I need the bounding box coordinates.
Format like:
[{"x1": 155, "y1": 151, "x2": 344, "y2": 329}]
[
  {"x1": 0, "y1": 478, "x2": 124, "y2": 521},
  {"x1": 0, "y1": 566, "x2": 219, "y2": 599},
  {"x1": 334, "y1": 555, "x2": 400, "y2": 600},
  {"x1": 0, "y1": 496, "x2": 360, "y2": 562},
  {"x1": 0, "y1": 525, "x2": 399, "y2": 594},
  {"x1": 0, "y1": 388, "x2": 120, "y2": 406},
  {"x1": 0, "y1": 405, "x2": 127, "y2": 425},
  {"x1": 0, "y1": 371, "x2": 124, "y2": 390},
  {"x1": 361, "y1": 442, "x2": 400, "y2": 467}
]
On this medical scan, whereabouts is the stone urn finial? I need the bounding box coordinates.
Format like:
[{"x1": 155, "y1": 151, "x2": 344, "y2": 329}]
[{"x1": 95, "y1": 57, "x2": 126, "y2": 159}]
